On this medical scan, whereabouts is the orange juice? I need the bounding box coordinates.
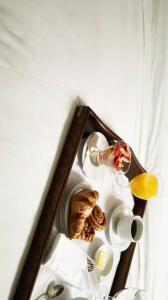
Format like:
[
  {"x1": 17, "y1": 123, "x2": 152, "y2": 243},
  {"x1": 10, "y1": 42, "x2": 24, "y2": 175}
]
[{"x1": 130, "y1": 173, "x2": 158, "y2": 200}]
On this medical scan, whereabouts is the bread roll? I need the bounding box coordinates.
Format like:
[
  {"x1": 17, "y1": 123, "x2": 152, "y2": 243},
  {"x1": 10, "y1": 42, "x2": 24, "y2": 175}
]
[{"x1": 87, "y1": 204, "x2": 107, "y2": 231}]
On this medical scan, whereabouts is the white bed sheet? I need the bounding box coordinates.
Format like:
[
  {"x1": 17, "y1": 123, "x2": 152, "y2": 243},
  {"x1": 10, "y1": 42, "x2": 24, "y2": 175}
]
[
  {"x1": 0, "y1": 0, "x2": 168, "y2": 299},
  {"x1": 126, "y1": 1, "x2": 168, "y2": 299}
]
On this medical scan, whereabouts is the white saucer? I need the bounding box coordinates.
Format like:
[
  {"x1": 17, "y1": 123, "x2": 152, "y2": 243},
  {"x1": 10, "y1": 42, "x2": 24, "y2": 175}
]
[
  {"x1": 108, "y1": 204, "x2": 133, "y2": 252},
  {"x1": 82, "y1": 132, "x2": 109, "y2": 176},
  {"x1": 62, "y1": 181, "x2": 92, "y2": 236}
]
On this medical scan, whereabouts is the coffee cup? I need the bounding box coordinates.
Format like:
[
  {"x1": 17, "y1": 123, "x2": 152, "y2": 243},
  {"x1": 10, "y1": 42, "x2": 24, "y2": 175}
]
[{"x1": 116, "y1": 214, "x2": 143, "y2": 242}]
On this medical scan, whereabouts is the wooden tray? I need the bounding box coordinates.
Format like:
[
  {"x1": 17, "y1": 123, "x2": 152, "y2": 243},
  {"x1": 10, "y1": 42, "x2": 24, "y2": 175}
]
[{"x1": 13, "y1": 106, "x2": 147, "y2": 299}]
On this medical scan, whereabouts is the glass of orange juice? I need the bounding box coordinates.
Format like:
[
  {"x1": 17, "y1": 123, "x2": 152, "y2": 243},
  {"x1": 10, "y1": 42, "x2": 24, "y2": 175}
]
[{"x1": 129, "y1": 173, "x2": 163, "y2": 200}]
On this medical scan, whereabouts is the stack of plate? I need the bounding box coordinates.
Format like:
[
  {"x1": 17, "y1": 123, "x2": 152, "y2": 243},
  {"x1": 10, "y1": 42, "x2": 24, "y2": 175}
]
[{"x1": 59, "y1": 181, "x2": 92, "y2": 237}]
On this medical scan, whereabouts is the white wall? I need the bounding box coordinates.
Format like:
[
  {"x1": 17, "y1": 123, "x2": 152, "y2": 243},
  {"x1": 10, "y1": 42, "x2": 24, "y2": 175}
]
[{"x1": 0, "y1": 1, "x2": 142, "y2": 299}]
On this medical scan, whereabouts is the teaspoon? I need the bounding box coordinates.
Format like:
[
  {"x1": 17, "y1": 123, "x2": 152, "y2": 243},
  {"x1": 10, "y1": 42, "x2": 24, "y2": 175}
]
[
  {"x1": 47, "y1": 284, "x2": 64, "y2": 298},
  {"x1": 35, "y1": 284, "x2": 64, "y2": 299}
]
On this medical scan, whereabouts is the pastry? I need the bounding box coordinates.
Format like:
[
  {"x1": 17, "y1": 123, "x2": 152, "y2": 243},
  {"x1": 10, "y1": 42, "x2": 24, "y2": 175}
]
[
  {"x1": 69, "y1": 190, "x2": 99, "y2": 239},
  {"x1": 78, "y1": 220, "x2": 95, "y2": 242},
  {"x1": 87, "y1": 204, "x2": 107, "y2": 231}
]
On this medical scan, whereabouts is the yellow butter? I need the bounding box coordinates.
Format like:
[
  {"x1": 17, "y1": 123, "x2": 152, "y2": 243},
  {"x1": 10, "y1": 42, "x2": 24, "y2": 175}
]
[{"x1": 96, "y1": 250, "x2": 107, "y2": 272}]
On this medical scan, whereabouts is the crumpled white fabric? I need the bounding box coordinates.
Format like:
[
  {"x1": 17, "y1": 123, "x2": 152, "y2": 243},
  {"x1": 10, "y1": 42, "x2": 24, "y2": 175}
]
[
  {"x1": 126, "y1": 2, "x2": 168, "y2": 300},
  {"x1": 0, "y1": 0, "x2": 168, "y2": 299}
]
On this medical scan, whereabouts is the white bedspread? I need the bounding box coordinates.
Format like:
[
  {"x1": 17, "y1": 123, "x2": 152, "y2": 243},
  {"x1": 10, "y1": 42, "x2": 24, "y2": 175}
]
[{"x1": 0, "y1": 0, "x2": 168, "y2": 299}]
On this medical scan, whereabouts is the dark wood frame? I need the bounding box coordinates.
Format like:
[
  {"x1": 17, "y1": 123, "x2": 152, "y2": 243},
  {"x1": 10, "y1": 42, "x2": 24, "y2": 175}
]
[{"x1": 13, "y1": 106, "x2": 146, "y2": 300}]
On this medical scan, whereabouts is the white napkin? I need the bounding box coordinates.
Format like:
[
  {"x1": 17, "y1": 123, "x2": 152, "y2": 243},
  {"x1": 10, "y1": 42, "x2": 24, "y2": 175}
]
[
  {"x1": 45, "y1": 233, "x2": 86, "y2": 288},
  {"x1": 31, "y1": 234, "x2": 100, "y2": 299},
  {"x1": 30, "y1": 262, "x2": 74, "y2": 299}
]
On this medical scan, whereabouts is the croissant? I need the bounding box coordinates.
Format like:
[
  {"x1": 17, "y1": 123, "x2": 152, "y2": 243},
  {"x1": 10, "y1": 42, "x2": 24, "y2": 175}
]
[
  {"x1": 69, "y1": 190, "x2": 99, "y2": 239},
  {"x1": 87, "y1": 204, "x2": 107, "y2": 231},
  {"x1": 77, "y1": 220, "x2": 95, "y2": 242}
]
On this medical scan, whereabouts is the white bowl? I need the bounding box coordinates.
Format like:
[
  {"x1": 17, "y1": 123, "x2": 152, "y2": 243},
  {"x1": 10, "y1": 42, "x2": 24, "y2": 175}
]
[{"x1": 94, "y1": 244, "x2": 113, "y2": 277}]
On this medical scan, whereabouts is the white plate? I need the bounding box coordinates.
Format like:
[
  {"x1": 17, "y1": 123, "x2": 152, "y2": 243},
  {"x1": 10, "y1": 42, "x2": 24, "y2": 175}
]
[
  {"x1": 62, "y1": 181, "x2": 92, "y2": 236},
  {"x1": 108, "y1": 204, "x2": 133, "y2": 252},
  {"x1": 82, "y1": 132, "x2": 109, "y2": 176}
]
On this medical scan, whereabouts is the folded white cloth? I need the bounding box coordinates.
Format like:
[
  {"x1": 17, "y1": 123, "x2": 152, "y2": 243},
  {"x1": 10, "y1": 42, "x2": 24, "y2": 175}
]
[
  {"x1": 47, "y1": 234, "x2": 101, "y2": 290},
  {"x1": 31, "y1": 233, "x2": 100, "y2": 299},
  {"x1": 45, "y1": 233, "x2": 86, "y2": 286},
  {"x1": 31, "y1": 266, "x2": 72, "y2": 300}
]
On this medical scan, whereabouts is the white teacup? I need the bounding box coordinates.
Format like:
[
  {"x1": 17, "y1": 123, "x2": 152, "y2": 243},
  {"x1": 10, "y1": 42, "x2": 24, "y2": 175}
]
[{"x1": 116, "y1": 215, "x2": 143, "y2": 243}]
